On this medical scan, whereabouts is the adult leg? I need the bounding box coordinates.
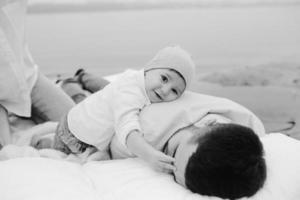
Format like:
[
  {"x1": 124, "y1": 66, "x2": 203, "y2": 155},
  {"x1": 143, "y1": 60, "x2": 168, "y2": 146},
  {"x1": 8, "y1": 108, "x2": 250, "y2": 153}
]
[{"x1": 31, "y1": 72, "x2": 75, "y2": 123}]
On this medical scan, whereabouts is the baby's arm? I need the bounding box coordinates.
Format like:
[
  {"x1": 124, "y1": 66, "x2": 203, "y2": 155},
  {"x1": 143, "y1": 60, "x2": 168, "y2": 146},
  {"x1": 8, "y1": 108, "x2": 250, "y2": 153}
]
[
  {"x1": 111, "y1": 75, "x2": 175, "y2": 172},
  {"x1": 126, "y1": 130, "x2": 175, "y2": 173}
]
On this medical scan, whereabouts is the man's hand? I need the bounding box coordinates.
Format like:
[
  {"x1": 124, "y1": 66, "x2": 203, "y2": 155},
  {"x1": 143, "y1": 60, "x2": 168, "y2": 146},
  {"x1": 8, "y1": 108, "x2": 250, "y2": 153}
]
[{"x1": 147, "y1": 149, "x2": 176, "y2": 173}]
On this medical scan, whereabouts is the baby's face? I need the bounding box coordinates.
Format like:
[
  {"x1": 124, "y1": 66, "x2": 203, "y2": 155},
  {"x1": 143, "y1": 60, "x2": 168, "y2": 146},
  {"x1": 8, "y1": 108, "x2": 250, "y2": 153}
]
[{"x1": 144, "y1": 68, "x2": 186, "y2": 103}]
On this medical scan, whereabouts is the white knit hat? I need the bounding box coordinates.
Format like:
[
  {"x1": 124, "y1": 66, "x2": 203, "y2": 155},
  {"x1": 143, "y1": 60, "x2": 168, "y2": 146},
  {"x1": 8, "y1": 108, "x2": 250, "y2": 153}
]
[{"x1": 144, "y1": 46, "x2": 196, "y2": 89}]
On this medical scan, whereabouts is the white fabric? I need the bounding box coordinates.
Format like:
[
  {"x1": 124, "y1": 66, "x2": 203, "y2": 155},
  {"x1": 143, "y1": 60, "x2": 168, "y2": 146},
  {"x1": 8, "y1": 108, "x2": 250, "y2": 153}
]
[
  {"x1": 145, "y1": 46, "x2": 195, "y2": 89},
  {"x1": 0, "y1": 145, "x2": 110, "y2": 164},
  {"x1": 0, "y1": 134, "x2": 299, "y2": 200},
  {"x1": 68, "y1": 69, "x2": 151, "y2": 151},
  {"x1": 110, "y1": 91, "x2": 265, "y2": 158},
  {"x1": 0, "y1": 0, "x2": 38, "y2": 116}
]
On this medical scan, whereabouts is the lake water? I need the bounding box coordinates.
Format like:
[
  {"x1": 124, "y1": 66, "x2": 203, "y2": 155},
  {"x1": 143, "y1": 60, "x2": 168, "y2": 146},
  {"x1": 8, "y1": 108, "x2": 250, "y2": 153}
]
[{"x1": 27, "y1": 6, "x2": 300, "y2": 76}]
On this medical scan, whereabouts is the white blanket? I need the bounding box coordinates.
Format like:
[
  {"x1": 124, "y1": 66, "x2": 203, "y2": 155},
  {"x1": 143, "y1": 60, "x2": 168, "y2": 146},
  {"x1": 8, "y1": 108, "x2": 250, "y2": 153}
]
[
  {"x1": 0, "y1": 90, "x2": 288, "y2": 200},
  {"x1": 0, "y1": 134, "x2": 300, "y2": 200}
]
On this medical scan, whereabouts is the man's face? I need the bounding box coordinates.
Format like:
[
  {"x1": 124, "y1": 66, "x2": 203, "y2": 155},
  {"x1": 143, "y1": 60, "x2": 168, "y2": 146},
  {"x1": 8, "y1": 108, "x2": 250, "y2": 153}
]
[
  {"x1": 164, "y1": 125, "x2": 211, "y2": 186},
  {"x1": 144, "y1": 68, "x2": 186, "y2": 103}
]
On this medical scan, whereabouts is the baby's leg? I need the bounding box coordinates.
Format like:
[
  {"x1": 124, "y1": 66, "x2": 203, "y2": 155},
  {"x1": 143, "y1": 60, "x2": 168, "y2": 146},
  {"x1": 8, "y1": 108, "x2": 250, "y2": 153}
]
[
  {"x1": 53, "y1": 115, "x2": 93, "y2": 154},
  {"x1": 16, "y1": 122, "x2": 58, "y2": 147},
  {"x1": 52, "y1": 133, "x2": 72, "y2": 154},
  {"x1": 74, "y1": 69, "x2": 110, "y2": 93},
  {"x1": 60, "y1": 78, "x2": 87, "y2": 103},
  {"x1": 31, "y1": 133, "x2": 55, "y2": 150}
]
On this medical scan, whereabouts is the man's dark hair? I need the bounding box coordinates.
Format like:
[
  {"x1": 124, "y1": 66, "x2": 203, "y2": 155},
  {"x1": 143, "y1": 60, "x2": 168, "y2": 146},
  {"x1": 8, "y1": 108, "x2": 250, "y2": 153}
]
[{"x1": 185, "y1": 123, "x2": 266, "y2": 200}]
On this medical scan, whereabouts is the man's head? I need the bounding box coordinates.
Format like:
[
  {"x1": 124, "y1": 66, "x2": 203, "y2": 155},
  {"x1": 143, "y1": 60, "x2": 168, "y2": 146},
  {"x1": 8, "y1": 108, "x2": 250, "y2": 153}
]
[{"x1": 165, "y1": 123, "x2": 266, "y2": 199}]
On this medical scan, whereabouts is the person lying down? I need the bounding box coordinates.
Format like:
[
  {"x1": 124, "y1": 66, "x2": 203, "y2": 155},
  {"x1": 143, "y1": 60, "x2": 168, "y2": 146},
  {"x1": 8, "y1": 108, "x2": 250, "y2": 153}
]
[{"x1": 0, "y1": 114, "x2": 267, "y2": 200}]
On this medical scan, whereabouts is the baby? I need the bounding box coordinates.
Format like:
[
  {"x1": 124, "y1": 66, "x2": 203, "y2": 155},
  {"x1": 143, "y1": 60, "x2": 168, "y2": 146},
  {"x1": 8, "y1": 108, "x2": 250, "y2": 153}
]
[{"x1": 51, "y1": 46, "x2": 195, "y2": 172}]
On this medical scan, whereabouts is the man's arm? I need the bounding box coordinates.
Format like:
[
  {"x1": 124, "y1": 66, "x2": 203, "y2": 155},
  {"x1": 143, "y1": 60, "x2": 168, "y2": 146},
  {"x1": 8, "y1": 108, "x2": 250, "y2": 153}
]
[{"x1": 0, "y1": 104, "x2": 11, "y2": 147}]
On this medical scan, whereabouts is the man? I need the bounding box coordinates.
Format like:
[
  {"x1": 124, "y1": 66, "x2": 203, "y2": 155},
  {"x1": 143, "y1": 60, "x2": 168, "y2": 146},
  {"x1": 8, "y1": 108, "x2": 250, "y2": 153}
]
[{"x1": 162, "y1": 115, "x2": 266, "y2": 199}]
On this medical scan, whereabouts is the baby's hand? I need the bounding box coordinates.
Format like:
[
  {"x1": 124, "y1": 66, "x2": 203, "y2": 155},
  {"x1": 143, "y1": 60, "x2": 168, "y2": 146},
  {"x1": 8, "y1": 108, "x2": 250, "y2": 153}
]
[{"x1": 148, "y1": 150, "x2": 176, "y2": 174}]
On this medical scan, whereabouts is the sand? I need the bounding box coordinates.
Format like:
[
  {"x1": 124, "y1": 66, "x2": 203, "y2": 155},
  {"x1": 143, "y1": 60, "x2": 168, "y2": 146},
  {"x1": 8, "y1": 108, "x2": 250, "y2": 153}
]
[{"x1": 190, "y1": 63, "x2": 300, "y2": 138}]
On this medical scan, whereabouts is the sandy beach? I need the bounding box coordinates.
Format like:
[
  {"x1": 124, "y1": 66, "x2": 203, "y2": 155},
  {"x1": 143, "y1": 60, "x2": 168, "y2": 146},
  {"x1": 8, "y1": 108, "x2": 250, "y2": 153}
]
[
  {"x1": 26, "y1": 6, "x2": 300, "y2": 137},
  {"x1": 192, "y1": 64, "x2": 300, "y2": 136}
]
